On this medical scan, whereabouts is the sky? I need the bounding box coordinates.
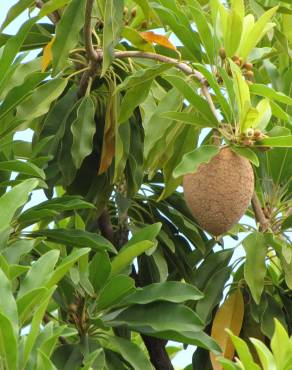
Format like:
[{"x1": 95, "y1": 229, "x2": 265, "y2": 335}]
[{"x1": 0, "y1": 2, "x2": 253, "y2": 369}]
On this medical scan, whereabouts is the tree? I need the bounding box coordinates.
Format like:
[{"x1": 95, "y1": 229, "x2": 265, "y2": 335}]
[{"x1": 0, "y1": 0, "x2": 291, "y2": 369}]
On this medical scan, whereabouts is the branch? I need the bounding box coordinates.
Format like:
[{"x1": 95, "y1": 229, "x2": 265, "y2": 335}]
[
  {"x1": 83, "y1": 0, "x2": 99, "y2": 61},
  {"x1": 35, "y1": 0, "x2": 60, "y2": 24},
  {"x1": 141, "y1": 335, "x2": 174, "y2": 370},
  {"x1": 251, "y1": 193, "x2": 270, "y2": 232},
  {"x1": 78, "y1": 0, "x2": 101, "y2": 97},
  {"x1": 114, "y1": 50, "x2": 202, "y2": 80},
  {"x1": 98, "y1": 208, "x2": 115, "y2": 244},
  {"x1": 95, "y1": 50, "x2": 221, "y2": 141}
]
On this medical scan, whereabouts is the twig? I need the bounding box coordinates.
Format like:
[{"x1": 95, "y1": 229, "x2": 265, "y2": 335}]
[
  {"x1": 35, "y1": 0, "x2": 60, "y2": 24},
  {"x1": 78, "y1": 0, "x2": 101, "y2": 97},
  {"x1": 83, "y1": 0, "x2": 98, "y2": 61},
  {"x1": 251, "y1": 193, "x2": 270, "y2": 232}
]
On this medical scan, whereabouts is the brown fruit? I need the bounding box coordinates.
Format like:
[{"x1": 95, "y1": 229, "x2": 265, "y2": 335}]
[
  {"x1": 183, "y1": 147, "x2": 254, "y2": 236},
  {"x1": 253, "y1": 129, "x2": 262, "y2": 138},
  {"x1": 245, "y1": 70, "x2": 254, "y2": 80},
  {"x1": 243, "y1": 62, "x2": 253, "y2": 70},
  {"x1": 131, "y1": 7, "x2": 137, "y2": 17},
  {"x1": 219, "y1": 47, "x2": 226, "y2": 59}
]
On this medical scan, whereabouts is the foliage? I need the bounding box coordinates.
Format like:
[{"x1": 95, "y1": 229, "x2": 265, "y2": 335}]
[
  {"x1": 0, "y1": 0, "x2": 291, "y2": 369},
  {"x1": 217, "y1": 319, "x2": 292, "y2": 370}
]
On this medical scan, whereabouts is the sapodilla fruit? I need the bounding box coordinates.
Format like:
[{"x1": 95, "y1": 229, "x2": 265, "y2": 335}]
[{"x1": 183, "y1": 147, "x2": 254, "y2": 236}]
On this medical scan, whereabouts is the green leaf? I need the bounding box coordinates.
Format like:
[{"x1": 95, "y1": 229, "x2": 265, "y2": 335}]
[
  {"x1": 228, "y1": 330, "x2": 261, "y2": 370},
  {"x1": 16, "y1": 287, "x2": 47, "y2": 325},
  {"x1": 120, "y1": 281, "x2": 203, "y2": 306},
  {"x1": 256, "y1": 135, "x2": 292, "y2": 147},
  {"x1": 17, "y1": 78, "x2": 68, "y2": 121},
  {"x1": 229, "y1": 61, "x2": 250, "y2": 120},
  {"x1": 0, "y1": 18, "x2": 35, "y2": 90},
  {"x1": 71, "y1": 96, "x2": 96, "y2": 169},
  {"x1": 250, "y1": 84, "x2": 292, "y2": 105},
  {"x1": 243, "y1": 232, "x2": 267, "y2": 304},
  {"x1": 270, "y1": 101, "x2": 289, "y2": 121},
  {"x1": 0, "y1": 72, "x2": 47, "y2": 122},
  {"x1": 0, "y1": 312, "x2": 18, "y2": 370},
  {"x1": 102, "y1": 0, "x2": 124, "y2": 75},
  {"x1": 30, "y1": 229, "x2": 116, "y2": 253},
  {"x1": 111, "y1": 240, "x2": 155, "y2": 276},
  {"x1": 110, "y1": 223, "x2": 161, "y2": 275},
  {"x1": 157, "y1": 329, "x2": 221, "y2": 353},
  {"x1": 2, "y1": 239, "x2": 35, "y2": 264},
  {"x1": 0, "y1": 160, "x2": 45, "y2": 179},
  {"x1": 18, "y1": 196, "x2": 94, "y2": 224},
  {"x1": 0, "y1": 57, "x2": 42, "y2": 99},
  {"x1": 103, "y1": 336, "x2": 153, "y2": 370},
  {"x1": 0, "y1": 178, "x2": 38, "y2": 231},
  {"x1": 38, "y1": 0, "x2": 70, "y2": 18},
  {"x1": 160, "y1": 111, "x2": 215, "y2": 128},
  {"x1": 224, "y1": 8, "x2": 243, "y2": 57},
  {"x1": 89, "y1": 251, "x2": 111, "y2": 292},
  {"x1": 231, "y1": 147, "x2": 259, "y2": 166},
  {"x1": 106, "y1": 301, "x2": 204, "y2": 333},
  {"x1": 193, "y1": 249, "x2": 234, "y2": 291},
  {"x1": 158, "y1": 124, "x2": 198, "y2": 201},
  {"x1": 37, "y1": 349, "x2": 57, "y2": 370},
  {"x1": 250, "y1": 338, "x2": 276, "y2": 370},
  {"x1": 217, "y1": 357, "x2": 242, "y2": 370},
  {"x1": 117, "y1": 63, "x2": 171, "y2": 92},
  {"x1": 152, "y1": 3, "x2": 202, "y2": 61},
  {"x1": 46, "y1": 248, "x2": 90, "y2": 288},
  {"x1": 253, "y1": 99, "x2": 271, "y2": 131},
  {"x1": 0, "y1": 0, "x2": 34, "y2": 31},
  {"x1": 0, "y1": 269, "x2": 18, "y2": 334},
  {"x1": 118, "y1": 79, "x2": 152, "y2": 123},
  {"x1": 271, "y1": 319, "x2": 292, "y2": 370},
  {"x1": 196, "y1": 267, "x2": 231, "y2": 324},
  {"x1": 193, "y1": 63, "x2": 233, "y2": 122},
  {"x1": 52, "y1": 0, "x2": 86, "y2": 74},
  {"x1": 126, "y1": 223, "x2": 162, "y2": 247},
  {"x1": 23, "y1": 287, "x2": 56, "y2": 367},
  {"x1": 173, "y1": 145, "x2": 220, "y2": 178},
  {"x1": 186, "y1": 1, "x2": 215, "y2": 61},
  {"x1": 17, "y1": 250, "x2": 60, "y2": 298},
  {"x1": 165, "y1": 75, "x2": 217, "y2": 124},
  {"x1": 81, "y1": 348, "x2": 105, "y2": 370},
  {"x1": 238, "y1": 7, "x2": 278, "y2": 60},
  {"x1": 144, "y1": 89, "x2": 183, "y2": 163},
  {"x1": 97, "y1": 275, "x2": 136, "y2": 310}
]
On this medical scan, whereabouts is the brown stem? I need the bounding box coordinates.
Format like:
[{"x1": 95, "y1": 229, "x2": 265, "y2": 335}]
[
  {"x1": 113, "y1": 50, "x2": 201, "y2": 80},
  {"x1": 35, "y1": 0, "x2": 60, "y2": 24},
  {"x1": 251, "y1": 193, "x2": 270, "y2": 232},
  {"x1": 83, "y1": 0, "x2": 99, "y2": 61},
  {"x1": 141, "y1": 335, "x2": 174, "y2": 370},
  {"x1": 78, "y1": 0, "x2": 101, "y2": 97},
  {"x1": 98, "y1": 208, "x2": 115, "y2": 244}
]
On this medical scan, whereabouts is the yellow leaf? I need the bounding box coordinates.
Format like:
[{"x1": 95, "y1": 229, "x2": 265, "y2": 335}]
[
  {"x1": 210, "y1": 289, "x2": 244, "y2": 370},
  {"x1": 98, "y1": 94, "x2": 116, "y2": 174},
  {"x1": 42, "y1": 37, "x2": 55, "y2": 72},
  {"x1": 140, "y1": 31, "x2": 176, "y2": 51}
]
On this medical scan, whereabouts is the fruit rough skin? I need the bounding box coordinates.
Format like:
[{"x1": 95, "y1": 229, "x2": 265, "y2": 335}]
[{"x1": 183, "y1": 147, "x2": 254, "y2": 236}]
